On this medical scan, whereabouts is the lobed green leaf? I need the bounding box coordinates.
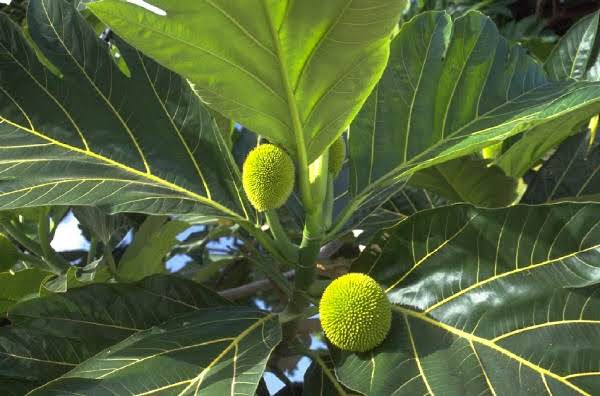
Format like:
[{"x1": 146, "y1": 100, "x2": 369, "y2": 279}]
[
  {"x1": 0, "y1": 0, "x2": 249, "y2": 222},
  {"x1": 337, "y1": 203, "x2": 600, "y2": 395},
  {"x1": 334, "y1": 11, "x2": 600, "y2": 236}
]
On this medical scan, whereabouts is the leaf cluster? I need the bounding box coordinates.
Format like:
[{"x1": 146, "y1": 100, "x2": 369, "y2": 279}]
[{"x1": 0, "y1": 0, "x2": 600, "y2": 395}]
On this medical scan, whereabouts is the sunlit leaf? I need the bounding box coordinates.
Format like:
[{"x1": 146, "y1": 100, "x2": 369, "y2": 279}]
[
  {"x1": 88, "y1": 0, "x2": 406, "y2": 162},
  {"x1": 496, "y1": 10, "x2": 600, "y2": 177},
  {"x1": 0, "y1": 268, "x2": 50, "y2": 312}
]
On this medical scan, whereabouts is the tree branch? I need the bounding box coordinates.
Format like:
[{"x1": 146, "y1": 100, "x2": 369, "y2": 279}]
[{"x1": 218, "y1": 270, "x2": 295, "y2": 300}]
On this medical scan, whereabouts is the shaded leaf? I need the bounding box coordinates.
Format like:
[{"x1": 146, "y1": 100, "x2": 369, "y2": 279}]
[
  {"x1": 409, "y1": 156, "x2": 519, "y2": 207},
  {"x1": 0, "y1": 0, "x2": 250, "y2": 222},
  {"x1": 337, "y1": 203, "x2": 600, "y2": 395},
  {"x1": 88, "y1": 0, "x2": 406, "y2": 161},
  {"x1": 29, "y1": 307, "x2": 281, "y2": 396},
  {"x1": 304, "y1": 353, "x2": 348, "y2": 396},
  {"x1": 0, "y1": 376, "x2": 40, "y2": 396},
  {"x1": 0, "y1": 327, "x2": 91, "y2": 383},
  {"x1": 523, "y1": 132, "x2": 600, "y2": 203},
  {"x1": 0, "y1": 275, "x2": 230, "y2": 386},
  {"x1": 73, "y1": 206, "x2": 132, "y2": 246},
  {"x1": 343, "y1": 186, "x2": 447, "y2": 244},
  {"x1": 8, "y1": 275, "x2": 229, "y2": 344},
  {"x1": 40, "y1": 260, "x2": 112, "y2": 293},
  {"x1": 211, "y1": 110, "x2": 235, "y2": 150}
]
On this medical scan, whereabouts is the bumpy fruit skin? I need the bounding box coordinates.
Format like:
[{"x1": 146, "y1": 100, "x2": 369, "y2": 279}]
[
  {"x1": 0, "y1": 233, "x2": 18, "y2": 271},
  {"x1": 328, "y1": 137, "x2": 346, "y2": 177},
  {"x1": 242, "y1": 144, "x2": 295, "y2": 211},
  {"x1": 319, "y1": 273, "x2": 392, "y2": 352}
]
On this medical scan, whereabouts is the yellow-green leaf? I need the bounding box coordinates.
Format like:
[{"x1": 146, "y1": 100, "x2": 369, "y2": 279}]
[{"x1": 88, "y1": 0, "x2": 406, "y2": 162}]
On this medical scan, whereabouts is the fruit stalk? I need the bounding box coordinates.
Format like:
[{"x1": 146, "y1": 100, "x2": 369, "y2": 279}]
[{"x1": 264, "y1": 209, "x2": 297, "y2": 262}]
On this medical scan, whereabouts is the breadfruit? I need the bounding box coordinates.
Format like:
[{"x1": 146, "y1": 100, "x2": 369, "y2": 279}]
[
  {"x1": 242, "y1": 144, "x2": 295, "y2": 211},
  {"x1": 328, "y1": 137, "x2": 346, "y2": 177},
  {"x1": 0, "y1": 233, "x2": 18, "y2": 271},
  {"x1": 319, "y1": 272, "x2": 392, "y2": 352}
]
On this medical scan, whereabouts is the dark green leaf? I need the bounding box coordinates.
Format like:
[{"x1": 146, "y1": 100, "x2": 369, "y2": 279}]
[
  {"x1": 304, "y1": 353, "x2": 348, "y2": 396},
  {"x1": 211, "y1": 110, "x2": 235, "y2": 150},
  {"x1": 72, "y1": 206, "x2": 132, "y2": 246},
  {"x1": 338, "y1": 203, "x2": 600, "y2": 395},
  {"x1": 29, "y1": 307, "x2": 281, "y2": 396},
  {"x1": 521, "y1": 37, "x2": 556, "y2": 63},
  {"x1": 341, "y1": 186, "x2": 447, "y2": 243},
  {"x1": 0, "y1": 0, "x2": 250, "y2": 222},
  {"x1": 8, "y1": 275, "x2": 229, "y2": 344},
  {"x1": 0, "y1": 327, "x2": 90, "y2": 383},
  {"x1": 545, "y1": 10, "x2": 600, "y2": 81},
  {"x1": 0, "y1": 376, "x2": 40, "y2": 396},
  {"x1": 0, "y1": 275, "x2": 230, "y2": 386},
  {"x1": 409, "y1": 156, "x2": 519, "y2": 207},
  {"x1": 40, "y1": 260, "x2": 112, "y2": 293},
  {"x1": 335, "y1": 11, "x2": 600, "y2": 236},
  {"x1": 495, "y1": 10, "x2": 600, "y2": 177},
  {"x1": 500, "y1": 15, "x2": 551, "y2": 42},
  {"x1": 523, "y1": 132, "x2": 600, "y2": 203},
  {"x1": 88, "y1": 0, "x2": 406, "y2": 162}
]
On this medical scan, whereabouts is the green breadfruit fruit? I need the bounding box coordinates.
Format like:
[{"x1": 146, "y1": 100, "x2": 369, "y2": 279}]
[
  {"x1": 328, "y1": 137, "x2": 346, "y2": 177},
  {"x1": 242, "y1": 144, "x2": 295, "y2": 211},
  {"x1": 319, "y1": 272, "x2": 392, "y2": 352},
  {"x1": 0, "y1": 233, "x2": 18, "y2": 272}
]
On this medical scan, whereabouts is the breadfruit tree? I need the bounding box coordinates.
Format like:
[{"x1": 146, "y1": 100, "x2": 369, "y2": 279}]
[{"x1": 1, "y1": 0, "x2": 600, "y2": 395}]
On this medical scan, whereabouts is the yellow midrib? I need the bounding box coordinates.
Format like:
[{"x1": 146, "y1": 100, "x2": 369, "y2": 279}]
[
  {"x1": 41, "y1": 0, "x2": 150, "y2": 173},
  {"x1": 395, "y1": 306, "x2": 591, "y2": 396},
  {"x1": 135, "y1": 50, "x2": 212, "y2": 199},
  {"x1": 492, "y1": 319, "x2": 600, "y2": 343},
  {"x1": 1, "y1": 117, "x2": 241, "y2": 219},
  {"x1": 403, "y1": 313, "x2": 435, "y2": 395},
  {"x1": 384, "y1": 213, "x2": 478, "y2": 292},
  {"x1": 261, "y1": 0, "x2": 313, "y2": 210},
  {"x1": 2, "y1": 3, "x2": 244, "y2": 220},
  {"x1": 177, "y1": 313, "x2": 276, "y2": 395},
  {"x1": 424, "y1": 242, "x2": 600, "y2": 313},
  {"x1": 0, "y1": 351, "x2": 76, "y2": 367}
]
